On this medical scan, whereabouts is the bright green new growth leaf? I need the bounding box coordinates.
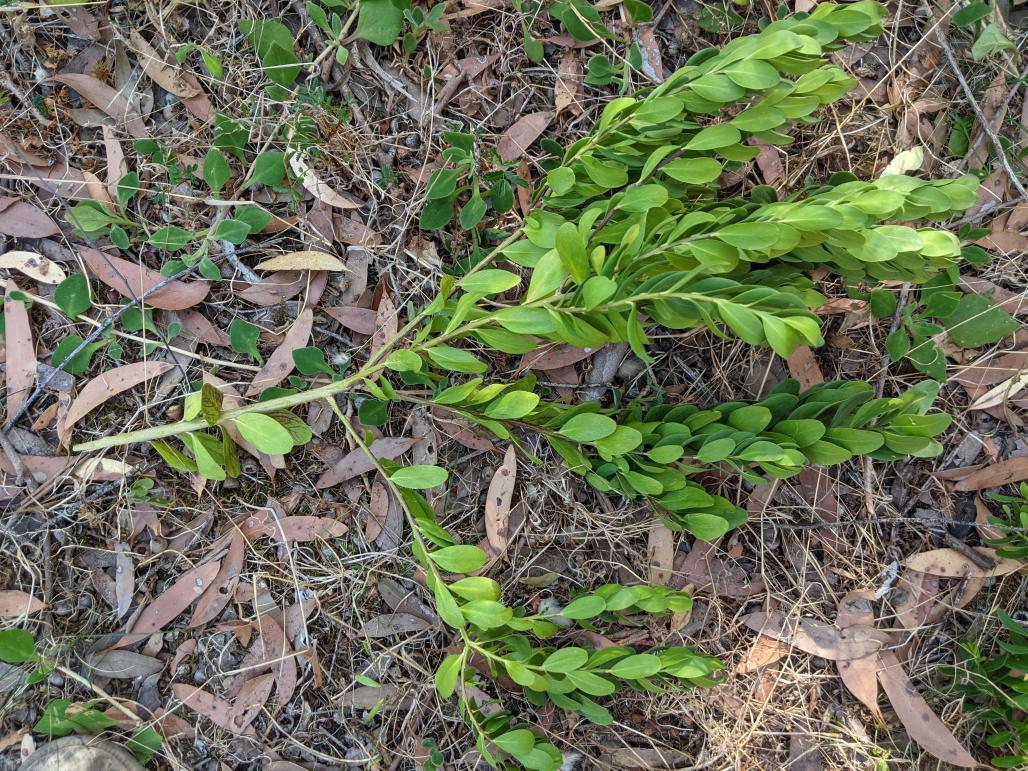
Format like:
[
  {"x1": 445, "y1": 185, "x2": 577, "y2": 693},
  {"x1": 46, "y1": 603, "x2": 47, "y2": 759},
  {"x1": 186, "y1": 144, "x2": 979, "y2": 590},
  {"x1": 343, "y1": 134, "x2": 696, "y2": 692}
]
[
  {"x1": 0, "y1": 629, "x2": 36, "y2": 663},
  {"x1": 428, "y1": 544, "x2": 487, "y2": 573},
  {"x1": 233, "y1": 413, "x2": 294, "y2": 454},
  {"x1": 356, "y1": 0, "x2": 404, "y2": 45},
  {"x1": 240, "y1": 19, "x2": 301, "y2": 86},
  {"x1": 391, "y1": 464, "x2": 449, "y2": 489}
]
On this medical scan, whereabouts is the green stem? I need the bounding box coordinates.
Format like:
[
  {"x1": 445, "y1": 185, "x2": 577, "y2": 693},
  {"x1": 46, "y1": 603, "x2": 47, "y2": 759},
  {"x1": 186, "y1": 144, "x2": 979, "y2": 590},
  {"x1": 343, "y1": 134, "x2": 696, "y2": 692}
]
[{"x1": 72, "y1": 230, "x2": 525, "y2": 454}]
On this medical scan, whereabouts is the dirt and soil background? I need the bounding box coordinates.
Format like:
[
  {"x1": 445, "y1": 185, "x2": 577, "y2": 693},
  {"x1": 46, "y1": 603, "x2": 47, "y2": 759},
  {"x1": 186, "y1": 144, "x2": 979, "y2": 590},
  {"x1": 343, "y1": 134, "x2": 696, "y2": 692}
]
[{"x1": 0, "y1": 0, "x2": 1025, "y2": 768}]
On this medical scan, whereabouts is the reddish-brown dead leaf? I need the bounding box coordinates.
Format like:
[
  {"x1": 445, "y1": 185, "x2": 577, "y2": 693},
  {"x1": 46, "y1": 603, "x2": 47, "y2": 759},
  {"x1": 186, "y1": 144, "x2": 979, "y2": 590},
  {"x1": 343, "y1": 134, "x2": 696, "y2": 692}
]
[
  {"x1": 743, "y1": 611, "x2": 886, "y2": 660},
  {"x1": 367, "y1": 479, "x2": 403, "y2": 550},
  {"x1": 497, "y1": 111, "x2": 555, "y2": 162},
  {"x1": 877, "y1": 650, "x2": 977, "y2": 767},
  {"x1": 786, "y1": 347, "x2": 823, "y2": 389},
  {"x1": 754, "y1": 140, "x2": 785, "y2": 187},
  {"x1": 0, "y1": 590, "x2": 45, "y2": 619},
  {"x1": 520, "y1": 343, "x2": 597, "y2": 372},
  {"x1": 176, "y1": 309, "x2": 231, "y2": 347},
  {"x1": 58, "y1": 361, "x2": 174, "y2": 446},
  {"x1": 237, "y1": 272, "x2": 306, "y2": 306},
  {"x1": 53, "y1": 74, "x2": 148, "y2": 140},
  {"x1": 4, "y1": 279, "x2": 34, "y2": 420},
  {"x1": 323, "y1": 306, "x2": 377, "y2": 335},
  {"x1": 0, "y1": 198, "x2": 59, "y2": 238},
  {"x1": 189, "y1": 531, "x2": 244, "y2": 628},
  {"x1": 904, "y1": 547, "x2": 1021, "y2": 578},
  {"x1": 228, "y1": 672, "x2": 274, "y2": 733},
  {"x1": 245, "y1": 309, "x2": 313, "y2": 396},
  {"x1": 172, "y1": 684, "x2": 254, "y2": 735},
  {"x1": 81, "y1": 248, "x2": 209, "y2": 310},
  {"x1": 484, "y1": 445, "x2": 516, "y2": 553},
  {"x1": 116, "y1": 561, "x2": 221, "y2": 648},
  {"x1": 735, "y1": 635, "x2": 790, "y2": 673},
  {"x1": 315, "y1": 437, "x2": 414, "y2": 489}
]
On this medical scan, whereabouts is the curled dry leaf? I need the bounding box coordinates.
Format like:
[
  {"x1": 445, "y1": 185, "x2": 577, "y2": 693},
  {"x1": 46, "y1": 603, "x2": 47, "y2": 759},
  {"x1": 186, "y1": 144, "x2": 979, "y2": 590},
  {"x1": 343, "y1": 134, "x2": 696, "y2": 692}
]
[
  {"x1": 0, "y1": 199, "x2": 59, "y2": 239},
  {"x1": 484, "y1": 445, "x2": 516, "y2": 554},
  {"x1": 244, "y1": 309, "x2": 313, "y2": 396},
  {"x1": 0, "y1": 590, "x2": 45, "y2": 619},
  {"x1": 877, "y1": 650, "x2": 977, "y2": 768},
  {"x1": 0, "y1": 251, "x2": 66, "y2": 285},
  {"x1": 115, "y1": 561, "x2": 221, "y2": 649},
  {"x1": 554, "y1": 53, "x2": 583, "y2": 116},
  {"x1": 85, "y1": 650, "x2": 163, "y2": 679},
  {"x1": 172, "y1": 684, "x2": 254, "y2": 735},
  {"x1": 4, "y1": 279, "x2": 36, "y2": 420},
  {"x1": 81, "y1": 248, "x2": 209, "y2": 310},
  {"x1": 742, "y1": 611, "x2": 886, "y2": 661},
  {"x1": 363, "y1": 613, "x2": 433, "y2": 637},
  {"x1": 497, "y1": 111, "x2": 555, "y2": 162},
  {"x1": 288, "y1": 152, "x2": 362, "y2": 209},
  {"x1": 53, "y1": 74, "x2": 148, "y2": 140},
  {"x1": 323, "y1": 306, "x2": 377, "y2": 335},
  {"x1": 127, "y1": 31, "x2": 202, "y2": 98},
  {"x1": 315, "y1": 437, "x2": 414, "y2": 489},
  {"x1": 903, "y1": 547, "x2": 1021, "y2": 578},
  {"x1": 735, "y1": 635, "x2": 790, "y2": 674},
  {"x1": 58, "y1": 361, "x2": 174, "y2": 446},
  {"x1": 968, "y1": 370, "x2": 1028, "y2": 411},
  {"x1": 255, "y1": 251, "x2": 347, "y2": 272}
]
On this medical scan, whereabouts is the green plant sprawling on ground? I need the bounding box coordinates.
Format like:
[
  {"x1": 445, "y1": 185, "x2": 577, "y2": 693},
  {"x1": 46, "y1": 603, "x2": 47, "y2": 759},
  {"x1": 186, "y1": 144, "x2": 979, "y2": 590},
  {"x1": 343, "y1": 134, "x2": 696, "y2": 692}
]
[{"x1": 65, "y1": 3, "x2": 984, "y2": 767}]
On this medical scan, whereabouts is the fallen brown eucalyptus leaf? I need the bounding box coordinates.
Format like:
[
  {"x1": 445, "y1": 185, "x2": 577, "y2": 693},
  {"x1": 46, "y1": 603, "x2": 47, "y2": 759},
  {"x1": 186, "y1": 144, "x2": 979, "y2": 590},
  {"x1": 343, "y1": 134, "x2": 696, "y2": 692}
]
[
  {"x1": 371, "y1": 293, "x2": 398, "y2": 355},
  {"x1": 0, "y1": 200, "x2": 59, "y2": 239},
  {"x1": 315, "y1": 437, "x2": 414, "y2": 489},
  {"x1": 362, "y1": 613, "x2": 433, "y2": 637},
  {"x1": 835, "y1": 590, "x2": 882, "y2": 720},
  {"x1": 270, "y1": 516, "x2": 348, "y2": 542},
  {"x1": 735, "y1": 635, "x2": 790, "y2": 673},
  {"x1": 255, "y1": 251, "x2": 346, "y2": 272},
  {"x1": 519, "y1": 342, "x2": 596, "y2": 372},
  {"x1": 115, "y1": 561, "x2": 221, "y2": 648},
  {"x1": 227, "y1": 672, "x2": 274, "y2": 733},
  {"x1": 81, "y1": 248, "x2": 209, "y2": 310},
  {"x1": 340, "y1": 684, "x2": 413, "y2": 711},
  {"x1": 952, "y1": 457, "x2": 1028, "y2": 491},
  {"x1": 245, "y1": 309, "x2": 313, "y2": 396},
  {"x1": 903, "y1": 547, "x2": 1020, "y2": 578},
  {"x1": 0, "y1": 590, "x2": 45, "y2": 619},
  {"x1": 189, "y1": 531, "x2": 244, "y2": 628},
  {"x1": 323, "y1": 306, "x2": 377, "y2": 335},
  {"x1": 497, "y1": 111, "x2": 554, "y2": 162},
  {"x1": 742, "y1": 611, "x2": 886, "y2": 660},
  {"x1": 647, "y1": 519, "x2": 675, "y2": 587},
  {"x1": 5, "y1": 279, "x2": 35, "y2": 420},
  {"x1": 85, "y1": 650, "x2": 163, "y2": 679},
  {"x1": 58, "y1": 361, "x2": 174, "y2": 446},
  {"x1": 236, "y1": 272, "x2": 306, "y2": 306},
  {"x1": 127, "y1": 32, "x2": 201, "y2": 98},
  {"x1": 53, "y1": 74, "x2": 147, "y2": 140},
  {"x1": 0, "y1": 250, "x2": 66, "y2": 284},
  {"x1": 484, "y1": 445, "x2": 516, "y2": 554},
  {"x1": 172, "y1": 684, "x2": 254, "y2": 735},
  {"x1": 877, "y1": 650, "x2": 977, "y2": 767}
]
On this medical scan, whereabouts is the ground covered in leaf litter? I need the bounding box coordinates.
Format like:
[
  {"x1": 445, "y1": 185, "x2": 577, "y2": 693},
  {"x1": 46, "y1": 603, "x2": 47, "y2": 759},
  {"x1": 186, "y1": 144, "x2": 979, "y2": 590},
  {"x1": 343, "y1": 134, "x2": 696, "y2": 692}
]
[{"x1": 0, "y1": 0, "x2": 1025, "y2": 769}]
